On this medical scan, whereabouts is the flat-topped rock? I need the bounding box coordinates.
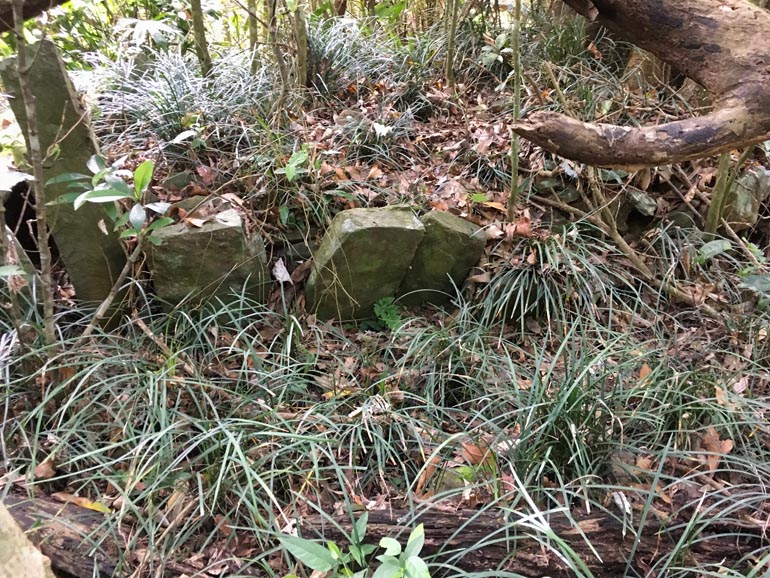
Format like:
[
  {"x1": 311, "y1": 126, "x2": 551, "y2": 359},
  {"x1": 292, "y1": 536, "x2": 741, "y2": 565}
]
[
  {"x1": 398, "y1": 210, "x2": 485, "y2": 306},
  {"x1": 147, "y1": 209, "x2": 268, "y2": 308},
  {"x1": 306, "y1": 206, "x2": 424, "y2": 319}
]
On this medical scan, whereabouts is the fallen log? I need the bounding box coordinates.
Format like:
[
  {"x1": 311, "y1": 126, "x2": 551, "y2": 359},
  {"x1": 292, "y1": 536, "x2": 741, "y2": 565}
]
[
  {"x1": 302, "y1": 507, "x2": 763, "y2": 577},
  {"x1": 512, "y1": 0, "x2": 770, "y2": 168},
  {"x1": 3, "y1": 494, "x2": 120, "y2": 578},
  {"x1": 4, "y1": 494, "x2": 765, "y2": 578}
]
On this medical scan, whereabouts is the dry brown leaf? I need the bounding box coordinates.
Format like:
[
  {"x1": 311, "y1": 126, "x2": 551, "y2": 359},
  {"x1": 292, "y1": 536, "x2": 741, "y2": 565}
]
[
  {"x1": 33, "y1": 458, "x2": 56, "y2": 480},
  {"x1": 702, "y1": 427, "x2": 734, "y2": 471},
  {"x1": 51, "y1": 492, "x2": 111, "y2": 513},
  {"x1": 638, "y1": 363, "x2": 652, "y2": 381},
  {"x1": 482, "y1": 201, "x2": 507, "y2": 213}
]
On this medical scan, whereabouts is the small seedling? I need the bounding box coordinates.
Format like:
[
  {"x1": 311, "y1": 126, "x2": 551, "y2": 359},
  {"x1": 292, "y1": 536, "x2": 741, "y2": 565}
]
[{"x1": 373, "y1": 297, "x2": 402, "y2": 332}]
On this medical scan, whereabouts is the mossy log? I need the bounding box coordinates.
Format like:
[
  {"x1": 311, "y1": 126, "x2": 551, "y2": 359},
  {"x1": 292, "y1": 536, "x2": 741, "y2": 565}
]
[{"x1": 512, "y1": 0, "x2": 770, "y2": 168}]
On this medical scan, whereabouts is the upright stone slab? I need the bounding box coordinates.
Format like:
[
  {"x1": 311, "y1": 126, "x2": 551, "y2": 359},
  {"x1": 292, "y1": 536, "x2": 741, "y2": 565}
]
[
  {"x1": 147, "y1": 209, "x2": 268, "y2": 308},
  {"x1": 306, "y1": 206, "x2": 424, "y2": 320},
  {"x1": 398, "y1": 211, "x2": 485, "y2": 306},
  {"x1": 0, "y1": 40, "x2": 125, "y2": 304},
  {"x1": 724, "y1": 167, "x2": 770, "y2": 232}
]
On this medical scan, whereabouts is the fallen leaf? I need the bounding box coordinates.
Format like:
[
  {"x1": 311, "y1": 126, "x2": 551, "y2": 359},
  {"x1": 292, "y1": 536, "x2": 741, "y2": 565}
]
[
  {"x1": 482, "y1": 201, "x2": 507, "y2": 213},
  {"x1": 34, "y1": 458, "x2": 56, "y2": 480},
  {"x1": 272, "y1": 258, "x2": 293, "y2": 285},
  {"x1": 702, "y1": 427, "x2": 734, "y2": 471},
  {"x1": 51, "y1": 492, "x2": 111, "y2": 513}
]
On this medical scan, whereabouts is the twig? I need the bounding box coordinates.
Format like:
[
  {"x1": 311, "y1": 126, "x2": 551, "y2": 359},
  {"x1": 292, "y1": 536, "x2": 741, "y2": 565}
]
[
  {"x1": 75, "y1": 236, "x2": 145, "y2": 345},
  {"x1": 131, "y1": 314, "x2": 196, "y2": 376},
  {"x1": 721, "y1": 218, "x2": 763, "y2": 268}
]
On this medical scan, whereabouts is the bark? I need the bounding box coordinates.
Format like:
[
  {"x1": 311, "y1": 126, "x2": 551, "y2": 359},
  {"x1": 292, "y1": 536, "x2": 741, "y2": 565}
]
[
  {"x1": 5, "y1": 494, "x2": 765, "y2": 578},
  {"x1": 302, "y1": 509, "x2": 762, "y2": 577},
  {"x1": 4, "y1": 494, "x2": 121, "y2": 578},
  {"x1": 189, "y1": 0, "x2": 213, "y2": 76},
  {"x1": 512, "y1": 0, "x2": 770, "y2": 168},
  {"x1": 0, "y1": 502, "x2": 56, "y2": 578},
  {"x1": 0, "y1": 0, "x2": 68, "y2": 34}
]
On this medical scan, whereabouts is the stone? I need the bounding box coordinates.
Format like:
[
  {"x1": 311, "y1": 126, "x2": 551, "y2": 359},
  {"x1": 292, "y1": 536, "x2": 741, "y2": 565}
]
[
  {"x1": 306, "y1": 206, "x2": 424, "y2": 320},
  {"x1": 146, "y1": 209, "x2": 268, "y2": 307},
  {"x1": 0, "y1": 40, "x2": 125, "y2": 305},
  {"x1": 723, "y1": 167, "x2": 770, "y2": 232},
  {"x1": 398, "y1": 211, "x2": 485, "y2": 306}
]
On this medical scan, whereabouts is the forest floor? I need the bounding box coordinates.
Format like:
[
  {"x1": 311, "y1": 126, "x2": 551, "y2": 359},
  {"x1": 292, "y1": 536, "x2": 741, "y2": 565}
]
[{"x1": 2, "y1": 15, "x2": 770, "y2": 578}]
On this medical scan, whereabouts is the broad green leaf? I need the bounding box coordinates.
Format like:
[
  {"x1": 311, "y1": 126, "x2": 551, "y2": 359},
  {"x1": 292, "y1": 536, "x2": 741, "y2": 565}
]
[
  {"x1": 133, "y1": 160, "x2": 155, "y2": 197},
  {"x1": 129, "y1": 204, "x2": 146, "y2": 230},
  {"x1": 48, "y1": 192, "x2": 82, "y2": 206},
  {"x1": 404, "y1": 525, "x2": 424, "y2": 559},
  {"x1": 103, "y1": 203, "x2": 118, "y2": 223},
  {"x1": 46, "y1": 172, "x2": 89, "y2": 185},
  {"x1": 0, "y1": 265, "x2": 25, "y2": 277},
  {"x1": 145, "y1": 201, "x2": 171, "y2": 214},
  {"x1": 87, "y1": 154, "x2": 106, "y2": 174},
  {"x1": 278, "y1": 535, "x2": 335, "y2": 572},
  {"x1": 103, "y1": 176, "x2": 133, "y2": 196},
  {"x1": 285, "y1": 163, "x2": 297, "y2": 182},
  {"x1": 379, "y1": 537, "x2": 401, "y2": 557},
  {"x1": 327, "y1": 540, "x2": 342, "y2": 561},
  {"x1": 405, "y1": 556, "x2": 430, "y2": 578},
  {"x1": 372, "y1": 558, "x2": 402, "y2": 578},
  {"x1": 349, "y1": 544, "x2": 365, "y2": 566},
  {"x1": 354, "y1": 512, "x2": 369, "y2": 543},
  {"x1": 115, "y1": 210, "x2": 131, "y2": 229},
  {"x1": 147, "y1": 234, "x2": 164, "y2": 245},
  {"x1": 120, "y1": 228, "x2": 140, "y2": 238},
  {"x1": 696, "y1": 239, "x2": 732, "y2": 264},
  {"x1": 289, "y1": 147, "x2": 309, "y2": 167},
  {"x1": 740, "y1": 274, "x2": 770, "y2": 295},
  {"x1": 279, "y1": 204, "x2": 290, "y2": 225},
  {"x1": 147, "y1": 217, "x2": 174, "y2": 232},
  {"x1": 74, "y1": 189, "x2": 133, "y2": 210}
]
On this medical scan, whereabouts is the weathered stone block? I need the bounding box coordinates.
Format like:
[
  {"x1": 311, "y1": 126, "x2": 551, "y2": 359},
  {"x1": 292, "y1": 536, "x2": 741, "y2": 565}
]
[
  {"x1": 0, "y1": 40, "x2": 126, "y2": 305},
  {"x1": 724, "y1": 168, "x2": 770, "y2": 232},
  {"x1": 398, "y1": 211, "x2": 485, "y2": 306},
  {"x1": 147, "y1": 209, "x2": 268, "y2": 307},
  {"x1": 306, "y1": 206, "x2": 424, "y2": 319}
]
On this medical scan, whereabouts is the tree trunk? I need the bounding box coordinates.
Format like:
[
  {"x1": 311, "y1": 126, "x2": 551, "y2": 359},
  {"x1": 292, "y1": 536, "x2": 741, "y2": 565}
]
[
  {"x1": 512, "y1": 0, "x2": 770, "y2": 168},
  {"x1": 189, "y1": 0, "x2": 213, "y2": 76}
]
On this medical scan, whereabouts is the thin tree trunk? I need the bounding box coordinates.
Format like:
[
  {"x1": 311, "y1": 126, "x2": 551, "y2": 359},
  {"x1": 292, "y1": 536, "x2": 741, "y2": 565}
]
[
  {"x1": 12, "y1": 0, "x2": 56, "y2": 347},
  {"x1": 190, "y1": 0, "x2": 213, "y2": 76},
  {"x1": 268, "y1": 0, "x2": 290, "y2": 117},
  {"x1": 248, "y1": 0, "x2": 259, "y2": 73}
]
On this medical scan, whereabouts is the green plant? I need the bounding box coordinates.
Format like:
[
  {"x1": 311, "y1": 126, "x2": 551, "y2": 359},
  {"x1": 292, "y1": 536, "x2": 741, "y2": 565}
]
[
  {"x1": 279, "y1": 513, "x2": 376, "y2": 578},
  {"x1": 279, "y1": 516, "x2": 430, "y2": 578},
  {"x1": 374, "y1": 297, "x2": 402, "y2": 332},
  {"x1": 47, "y1": 155, "x2": 172, "y2": 244},
  {"x1": 374, "y1": 524, "x2": 430, "y2": 578}
]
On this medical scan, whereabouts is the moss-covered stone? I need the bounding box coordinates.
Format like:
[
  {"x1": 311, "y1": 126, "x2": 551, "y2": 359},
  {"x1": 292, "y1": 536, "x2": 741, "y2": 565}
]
[
  {"x1": 306, "y1": 206, "x2": 424, "y2": 319},
  {"x1": 398, "y1": 211, "x2": 485, "y2": 306},
  {"x1": 0, "y1": 40, "x2": 125, "y2": 305},
  {"x1": 147, "y1": 209, "x2": 267, "y2": 308},
  {"x1": 724, "y1": 168, "x2": 770, "y2": 232}
]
